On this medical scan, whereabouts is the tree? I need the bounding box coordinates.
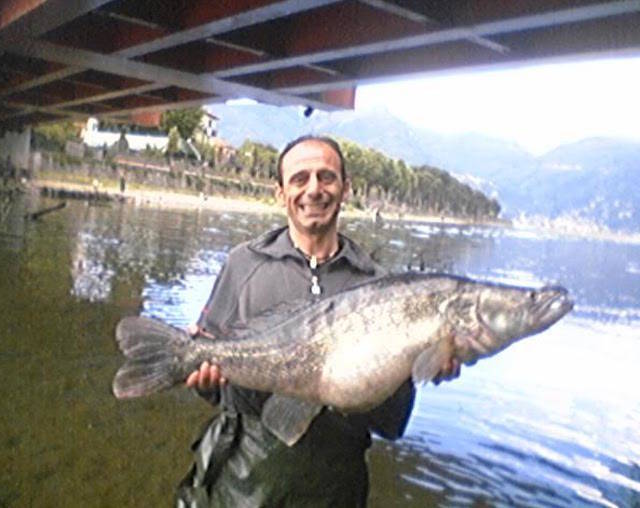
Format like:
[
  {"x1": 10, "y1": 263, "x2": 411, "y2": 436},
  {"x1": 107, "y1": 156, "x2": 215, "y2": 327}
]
[
  {"x1": 160, "y1": 108, "x2": 203, "y2": 140},
  {"x1": 32, "y1": 121, "x2": 80, "y2": 151},
  {"x1": 166, "y1": 126, "x2": 181, "y2": 155},
  {"x1": 236, "y1": 140, "x2": 278, "y2": 180}
]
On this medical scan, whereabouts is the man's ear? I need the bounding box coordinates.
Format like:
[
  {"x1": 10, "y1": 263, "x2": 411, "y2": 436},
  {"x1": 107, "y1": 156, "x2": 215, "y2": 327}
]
[
  {"x1": 275, "y1": 184, "x2": 285, "y2": 207},
  {"x1": 341, "y1": 178, "x2": 352, "y2": 203}
]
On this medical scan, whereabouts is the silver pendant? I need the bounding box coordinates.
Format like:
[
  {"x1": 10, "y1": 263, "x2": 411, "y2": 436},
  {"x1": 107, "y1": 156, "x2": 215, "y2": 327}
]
[{"x1": 311, "y1": 275, "x2": 321, "y2": 295}]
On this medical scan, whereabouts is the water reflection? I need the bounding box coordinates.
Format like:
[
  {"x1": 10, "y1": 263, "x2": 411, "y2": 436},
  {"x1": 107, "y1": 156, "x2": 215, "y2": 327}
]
[
  {"x1": 389, "y1": 317, "x2": 640, "y2": 507},
  {"x1": 2, "y1": 197, "x2": 639, "y2": 507},
  {"x1": 141, "y1": 250, "x2": 226, "y2": 327}
]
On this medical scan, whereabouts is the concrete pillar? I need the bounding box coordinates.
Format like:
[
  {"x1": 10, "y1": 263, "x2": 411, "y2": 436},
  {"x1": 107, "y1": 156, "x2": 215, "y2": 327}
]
[{"x1": 0, "y1": 127, "x2": 32, "y2": 170}]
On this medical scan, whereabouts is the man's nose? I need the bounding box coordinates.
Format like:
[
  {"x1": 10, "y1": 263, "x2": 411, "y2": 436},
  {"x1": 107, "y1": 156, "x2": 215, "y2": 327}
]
[{"x1": 306, "y1": 173, "x2": 322, "y2": 195}]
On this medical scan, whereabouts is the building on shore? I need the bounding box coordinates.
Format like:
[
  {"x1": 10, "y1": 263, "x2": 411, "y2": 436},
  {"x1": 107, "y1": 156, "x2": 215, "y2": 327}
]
[
  {"x1": 81, "y1": 118, "x2": 168, "y2": 153},
  {"x1": 80, "y1": 110, "x2": 222, "y2": 160}
]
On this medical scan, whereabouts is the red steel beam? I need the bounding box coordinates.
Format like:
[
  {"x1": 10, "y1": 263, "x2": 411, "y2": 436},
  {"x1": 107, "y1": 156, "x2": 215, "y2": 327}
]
[
  {"x1": 210, "y1": 0, "x2": 640, "y2": 80},
  {"x1": 278, "y1": 9, "x2": 640, "y2": 96},
  {"x1": 140, "y1": 40, "x2": 264, "y2": 74},
  {"x1": 0, "y1": 0, "x2": 350, "y2": 111},
  {"x1": 116, "y1": 0, "x2": 343, "y2": 58},
  {"x1": 0, "y1": 0, "x2": 112, "y2": 41},
  {"x1": 4, "y1": 37, "x2": 346, "y2": 110},
  {"x1": 0, "y1": 0, "x2": 48, "y2": 32}
]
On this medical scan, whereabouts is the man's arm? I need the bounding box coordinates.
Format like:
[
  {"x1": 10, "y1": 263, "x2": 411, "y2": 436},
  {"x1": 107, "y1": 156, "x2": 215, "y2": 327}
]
[
  {"x1": 366, "y1": 380, "x2": 416, "y2": 440},
  {"x1": 184, "y1": 260, "x2": 240, "y2": 399}
]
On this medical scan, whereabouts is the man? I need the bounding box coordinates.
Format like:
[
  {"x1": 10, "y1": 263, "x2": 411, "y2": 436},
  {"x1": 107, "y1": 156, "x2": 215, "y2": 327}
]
[{"x1": 177, "y1": 136, "x2": 459, "y2": 507}]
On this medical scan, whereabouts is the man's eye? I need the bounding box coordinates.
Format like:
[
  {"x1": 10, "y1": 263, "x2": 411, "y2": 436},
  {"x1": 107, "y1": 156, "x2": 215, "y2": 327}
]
[
  {"x1": 289, "y1": 172, "x2": 309, "y2": 185},
  {"x1": 318, "y1": 171, "x2": 337, "y2": 183}
]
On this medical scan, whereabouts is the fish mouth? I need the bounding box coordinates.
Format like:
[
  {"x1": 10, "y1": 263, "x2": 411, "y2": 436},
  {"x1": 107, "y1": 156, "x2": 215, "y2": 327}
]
[{"x1": 532, "y1": 286, "x2": 574, "y2": 330}]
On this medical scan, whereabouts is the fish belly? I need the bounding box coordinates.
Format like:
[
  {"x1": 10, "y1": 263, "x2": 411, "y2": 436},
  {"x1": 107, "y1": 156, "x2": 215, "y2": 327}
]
[{"x1": 317, "y1": 314, "x2": 438, "y2": 411}]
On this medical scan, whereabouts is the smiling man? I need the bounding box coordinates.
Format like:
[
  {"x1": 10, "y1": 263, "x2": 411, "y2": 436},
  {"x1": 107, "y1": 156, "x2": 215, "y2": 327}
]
[
  {"x1": 277, "y1": 136, "x2": 347, "y2": 239},
  {"x1": 176, "y1": 136, "x2": 458, "y2": 507}
]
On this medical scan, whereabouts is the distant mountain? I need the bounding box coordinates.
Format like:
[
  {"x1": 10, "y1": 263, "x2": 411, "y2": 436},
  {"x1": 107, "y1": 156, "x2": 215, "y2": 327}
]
[
  {"x1": 208, "y1": 104, "x2": 640, "y2": 231},
  {"x1": 526, "y1": 138, "x2": 640, "y2": 229},
  {"x1": 208, "y1": 104, "x2": 304, "y2": 149}
]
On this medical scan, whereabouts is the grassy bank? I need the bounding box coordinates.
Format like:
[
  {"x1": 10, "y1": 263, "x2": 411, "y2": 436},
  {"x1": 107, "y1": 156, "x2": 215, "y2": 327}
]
[{"x1": 32, "y1": 172, "x2": 279, "y2": 215}]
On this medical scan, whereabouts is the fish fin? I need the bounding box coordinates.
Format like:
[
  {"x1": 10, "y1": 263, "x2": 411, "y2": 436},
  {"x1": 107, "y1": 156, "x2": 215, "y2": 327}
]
[
  {"x1": 213, "y1": 300, "x2": 316, "y2": 340},
  {"x1": 112, "y1": 316, "x2": 188, "y2": 399},
  {"x1": 261, "y1": 394, "x2": 323, "y2": 447},
  {"x1": 223, "y1": 299, "x2": 335, "y2": 341},
  {"x1": 411, "y1": 339, "x2": 452, "y2": 385},
  {"x1": 241, "y1": 300, "x2": 314, "y2": 332}
]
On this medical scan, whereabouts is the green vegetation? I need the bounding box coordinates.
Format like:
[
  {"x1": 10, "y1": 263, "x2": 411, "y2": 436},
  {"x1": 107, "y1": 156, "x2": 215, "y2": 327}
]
[
  {"x1": 341, "y1": 140, "x2": 500, "y2": 218},
  {"x1": 32, "y1": 121, "x2": 80, "y2": 151},
  {"x1": 166, "y1": 126, "x2": 181, "y2": 155},
  {"x1": 235, "y1": 140, "x2": 278, "y2": 181},
  {"x1": 200, "y1": 138, "x2": 500, "y2": 219},
  {"x1": 160, "y1": 108, "x2": 203, "y2": 140},
  {"x1": 32, "y1": 115, "x2": 500, "y2": 220}
]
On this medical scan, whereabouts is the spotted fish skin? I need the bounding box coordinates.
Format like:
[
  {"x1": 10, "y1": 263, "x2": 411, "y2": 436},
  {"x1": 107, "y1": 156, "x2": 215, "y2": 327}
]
[{"x1": 112, "y1": 272, "x2": 573, "y2": 414}]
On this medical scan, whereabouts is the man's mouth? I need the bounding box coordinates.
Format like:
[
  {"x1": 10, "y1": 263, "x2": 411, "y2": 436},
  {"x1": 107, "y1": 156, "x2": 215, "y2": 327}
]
[{"x1": 299, "y1": 202, "x2": 330, "y2": 213}]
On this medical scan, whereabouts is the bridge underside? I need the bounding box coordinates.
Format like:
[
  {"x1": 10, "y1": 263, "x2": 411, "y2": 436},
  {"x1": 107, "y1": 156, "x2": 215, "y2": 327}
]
[{"x1": 1, "y1": 0, "x2": 639, "y2": 132}]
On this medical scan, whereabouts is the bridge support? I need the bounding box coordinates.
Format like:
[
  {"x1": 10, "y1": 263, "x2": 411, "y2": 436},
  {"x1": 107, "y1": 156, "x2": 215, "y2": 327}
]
[{"x1": 0, "y1": 127, "x2": 31, "y2": 173}]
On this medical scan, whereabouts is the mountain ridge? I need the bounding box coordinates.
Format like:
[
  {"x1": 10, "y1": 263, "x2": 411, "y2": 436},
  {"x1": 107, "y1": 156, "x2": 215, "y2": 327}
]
[{"x1": 208, "y1": 103, "x2": 640, "y2": 230}]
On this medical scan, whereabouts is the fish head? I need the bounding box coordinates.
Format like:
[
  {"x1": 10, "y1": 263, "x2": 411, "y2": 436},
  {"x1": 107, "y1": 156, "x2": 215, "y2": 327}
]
[{"x1": 475, "y1": 284, "x2": 574, "y2": 349}]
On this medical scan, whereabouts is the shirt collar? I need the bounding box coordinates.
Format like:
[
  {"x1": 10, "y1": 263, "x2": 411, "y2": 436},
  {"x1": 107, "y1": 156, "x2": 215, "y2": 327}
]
[{"x1": 247, "y1": 226, "x2": 377, "y2": 275}]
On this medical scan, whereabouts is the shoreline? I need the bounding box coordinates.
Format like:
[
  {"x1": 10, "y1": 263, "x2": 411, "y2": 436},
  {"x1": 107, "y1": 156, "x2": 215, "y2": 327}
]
[
  {"x1": 32, "y1": 178, "x2": 278, "y2": 215},
  {"x1": 31, "y1": 178, "x2": 505, "y2": 228},
  {"x1": 25, "y1": 179, "x2": 639, "y2": 243}
]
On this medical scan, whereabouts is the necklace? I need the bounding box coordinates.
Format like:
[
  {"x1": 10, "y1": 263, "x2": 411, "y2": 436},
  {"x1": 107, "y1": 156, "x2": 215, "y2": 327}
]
[
  {"x1": 293, "y1": 243, "x2": 339, "y2": 296},
  {"x1": 305, "y1": 250, "x2": 337, "y2": 268}
]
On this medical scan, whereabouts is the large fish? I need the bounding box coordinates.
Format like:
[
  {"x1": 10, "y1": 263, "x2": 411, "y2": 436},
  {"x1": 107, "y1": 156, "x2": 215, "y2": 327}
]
[{"x1": 112, "y1": 273, "x2": 573, "y2": 445}]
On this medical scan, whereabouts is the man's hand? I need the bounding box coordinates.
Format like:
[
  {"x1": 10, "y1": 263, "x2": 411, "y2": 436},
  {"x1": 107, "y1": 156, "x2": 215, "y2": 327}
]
[
  {"x1": 185, "y1": 361, "x2": 226, "y2": 390},
  {"x1": 185, "y1": 324, "x2": 226, "y2": 390},
  {"x1": 432, "y1": 357, "x2": 461, "y2": 385}
]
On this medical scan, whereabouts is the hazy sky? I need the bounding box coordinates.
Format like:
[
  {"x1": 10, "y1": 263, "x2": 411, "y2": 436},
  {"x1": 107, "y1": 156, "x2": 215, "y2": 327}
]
[{"x1": 355, "y1": 55, "x2": 640, "y2": 155}]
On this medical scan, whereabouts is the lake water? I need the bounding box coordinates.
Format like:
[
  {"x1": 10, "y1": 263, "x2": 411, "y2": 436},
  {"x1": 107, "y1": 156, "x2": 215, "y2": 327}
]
[{"x1": 1, "y1": 194, "x2": 639, "y2": 507}]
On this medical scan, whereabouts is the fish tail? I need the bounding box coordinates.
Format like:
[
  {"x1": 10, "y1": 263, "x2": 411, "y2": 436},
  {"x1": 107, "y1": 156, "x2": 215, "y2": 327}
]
[{"x1": 112, "y1": 316, "x2": 189, "y2": 399}]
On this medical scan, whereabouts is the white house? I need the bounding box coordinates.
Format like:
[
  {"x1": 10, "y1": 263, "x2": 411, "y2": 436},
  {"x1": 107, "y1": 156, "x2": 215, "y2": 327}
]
[
  {"x1": 200, "y1": 111, "x2": 218, "y2": 138},
  {"x1": 81, "y1": 112, "x2": 220, "y2": 152},
  {"x1": 81, "y1": 118, "x2": 168, "y2": 152}
]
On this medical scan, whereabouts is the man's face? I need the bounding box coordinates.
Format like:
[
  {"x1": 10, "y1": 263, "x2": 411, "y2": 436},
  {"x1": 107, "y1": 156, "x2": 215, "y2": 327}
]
[{"x1": 276, "y1": 140, "x2": 349, "y2": 237}]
